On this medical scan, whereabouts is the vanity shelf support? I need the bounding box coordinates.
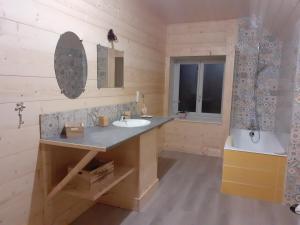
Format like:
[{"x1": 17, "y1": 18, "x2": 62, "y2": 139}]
[{"x1": 45, "y1": 149, "x2": 98, "y2": 200}]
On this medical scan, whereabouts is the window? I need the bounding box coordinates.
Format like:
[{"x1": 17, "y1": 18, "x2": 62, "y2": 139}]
[{"x1": 171, "y1": 59, "x2": 225, "y2": 121}]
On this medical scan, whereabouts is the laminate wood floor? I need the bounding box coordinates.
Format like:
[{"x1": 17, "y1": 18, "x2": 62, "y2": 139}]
[{"x1": 72, "y1": 151, "x2": 300, "y2": 225}]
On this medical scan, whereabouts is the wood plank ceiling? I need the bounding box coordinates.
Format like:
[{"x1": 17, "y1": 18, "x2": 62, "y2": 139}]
[
  {"x1": 140, "y1": 0, "x2": 250, "y2": 24},
  {"x1": 140, "y1": 0, "x2": 300, "y2": 38}
]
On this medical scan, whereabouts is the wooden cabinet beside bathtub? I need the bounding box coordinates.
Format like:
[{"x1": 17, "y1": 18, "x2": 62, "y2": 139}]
[{"x1": 221, "y1": 150, "x2": 287, "y2": 203}]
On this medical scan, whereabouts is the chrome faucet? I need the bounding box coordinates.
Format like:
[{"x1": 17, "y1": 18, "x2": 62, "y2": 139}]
[
  {"x1": 248, "y1": 119, "x2": 257, "y2": 138},
  {"x1": 248, "y1": 119, "x2": 257, "y2": 131},
  {"x1": 120, "y1": 112, "x2": 126, "y2": 122}
]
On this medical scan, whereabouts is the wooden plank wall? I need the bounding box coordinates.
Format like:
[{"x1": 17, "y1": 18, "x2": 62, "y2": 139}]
[
  {"x1": 162, "y1": 20, "x2": 238, "y2": 157},
  {"x1": 0, "y1": 0, "x2": 166, "y2": 224}
]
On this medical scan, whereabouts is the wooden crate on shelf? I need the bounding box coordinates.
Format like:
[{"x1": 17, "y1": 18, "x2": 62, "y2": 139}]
[
  {"x1": 67, "y1": 159, "x2": 114, "y2": 190},
  {"x1": 62, "y1": 122, "x2": 85, "y2": 138},
  {"x1": 64, "y1": 167, "x2": 135, "y2": 201}
]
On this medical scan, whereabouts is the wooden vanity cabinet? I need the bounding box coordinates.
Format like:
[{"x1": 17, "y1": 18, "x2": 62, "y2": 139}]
[{"x1": 40, "y1": 128, "x2": 159, "y2": 225}]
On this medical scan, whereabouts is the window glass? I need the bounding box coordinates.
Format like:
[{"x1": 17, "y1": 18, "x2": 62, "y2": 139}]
[
  {"x1": 201, "y1": 64, "x2": 224, "y2": 114},
  {"x1": 178, "y1": 64, "x2": 198, "y2": 112}
]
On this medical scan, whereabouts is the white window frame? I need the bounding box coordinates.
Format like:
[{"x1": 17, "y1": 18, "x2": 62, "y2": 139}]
[{"x1": 171, "y1": 60, "x2": 225, "y2": 122}]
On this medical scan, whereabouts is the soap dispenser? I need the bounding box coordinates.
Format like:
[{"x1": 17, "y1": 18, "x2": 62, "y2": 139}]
[
  {"x1": 141, "y1": 93, "x2": 147, "y2": 115},
  {"x1": 141, "y1": 102, "x2": 147, "y2": 116}
]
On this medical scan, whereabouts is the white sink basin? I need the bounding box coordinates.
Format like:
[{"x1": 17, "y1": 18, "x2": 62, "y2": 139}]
[{"x1": 112, "y1": 119, "x2": 151, "y2": 128}]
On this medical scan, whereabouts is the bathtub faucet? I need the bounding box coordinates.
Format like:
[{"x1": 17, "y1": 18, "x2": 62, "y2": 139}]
[
  {"x1": 248, "y1": 120, "x2": 257, "y2": 138},
  {"x1": 248, "y1": 119, "x2": 261, "y2": 143},
  {"x1": 248, "y1": 119, "x2": 257, "y2": 131}
]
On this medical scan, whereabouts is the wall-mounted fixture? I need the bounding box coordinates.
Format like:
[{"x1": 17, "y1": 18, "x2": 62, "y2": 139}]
[
  {"x1": 107, "y1": 29, "x2": 118, "y2": 49},
  {"x1": 15, "y1": 102, "x2": 26, "y2": 129},
  {"x1": 97, "y1": 44, "x2": 124, "y2": 88},
  {"x1": 136, "y1": 91, "x2": 140, "y2": 102},
  {"x1": 54, "y1": 31, "x2": 88, "y2": 99}
]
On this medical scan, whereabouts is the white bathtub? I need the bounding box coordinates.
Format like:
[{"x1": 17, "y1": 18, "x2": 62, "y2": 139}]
[{"x1": 225, "y1": 129, "x2": 286, "y2": 156}]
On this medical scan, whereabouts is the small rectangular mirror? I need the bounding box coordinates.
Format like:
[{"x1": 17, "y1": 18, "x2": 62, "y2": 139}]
[{"x1": 97, "y1": 45, "x2": 124, "y2": 88}]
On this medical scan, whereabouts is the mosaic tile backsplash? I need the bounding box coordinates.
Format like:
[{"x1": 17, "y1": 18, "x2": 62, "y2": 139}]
[
  {"x1": 40, "y1": 102, "x2": 137, "y2": 138},
  {"x1": 231, "y1": 18, "x2": 282, "y2": 131}
]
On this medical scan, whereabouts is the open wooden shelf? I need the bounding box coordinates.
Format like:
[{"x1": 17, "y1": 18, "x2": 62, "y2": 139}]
[{"x1": 63, "y1": 166, "x2": 135, "y2": 201}]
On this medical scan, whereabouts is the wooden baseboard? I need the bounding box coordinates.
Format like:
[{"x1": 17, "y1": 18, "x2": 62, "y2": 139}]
[
  {"x1": 135, "y1": 178, "x2": 159, "y2": 211},
  {"x1": 98, "y1": 178, "x2": 159, "y2": 211},
  {"x1": 160, "y1": 148, "x2": 222, "y2": 158}
]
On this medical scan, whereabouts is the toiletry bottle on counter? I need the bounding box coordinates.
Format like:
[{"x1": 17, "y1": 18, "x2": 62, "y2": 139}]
[{"x1": 141, "y1": 103, "x2": 147, "y2": 116}]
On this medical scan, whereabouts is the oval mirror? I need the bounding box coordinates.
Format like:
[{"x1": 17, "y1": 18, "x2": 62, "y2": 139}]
[{"x1": 54, "y1": 31, "x2": 87, "y2": 99}]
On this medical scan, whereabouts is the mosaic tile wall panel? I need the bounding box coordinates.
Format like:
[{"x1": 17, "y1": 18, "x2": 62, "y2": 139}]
[
  {"x1": 282, "y1": 21, "x2": 300, "y2": 205},
  {"x1": 231, "y1": 18, "x2": 282, "y2": 131},
  {"x1": 274, "y1": 27, "x2": 298, "y2": 150},
  {"x1": 40, "y1": 102, "x2": 137, "y2": 138}
]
